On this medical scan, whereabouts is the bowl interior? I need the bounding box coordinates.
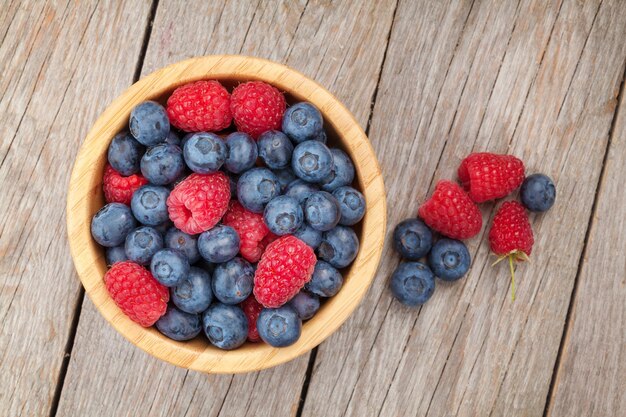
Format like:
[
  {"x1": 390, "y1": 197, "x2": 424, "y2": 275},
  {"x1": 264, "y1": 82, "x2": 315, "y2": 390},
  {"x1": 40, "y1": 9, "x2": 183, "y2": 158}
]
[{"x1": 67, "y1": 55, "x2": 386, "y2": 373}]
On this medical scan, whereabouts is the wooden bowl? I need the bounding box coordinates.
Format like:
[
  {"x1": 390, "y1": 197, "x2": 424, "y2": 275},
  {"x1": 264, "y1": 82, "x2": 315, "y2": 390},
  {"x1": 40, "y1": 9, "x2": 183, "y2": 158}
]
[{"x1": 66, "y1": 55, "x2": 386, "y2": 373}]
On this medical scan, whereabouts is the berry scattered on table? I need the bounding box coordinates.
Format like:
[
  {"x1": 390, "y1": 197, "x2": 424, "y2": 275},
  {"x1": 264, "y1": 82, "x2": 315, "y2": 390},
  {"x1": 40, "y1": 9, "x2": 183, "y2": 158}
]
[
  {"x1": 202, "y1": 303, "x2": 248, "y2": 350},
  {"x1": 428, "y1": 239, "x2": 470, "y2": 282},
  {"x1": 520, "y1": 173, "x2": 556, "y2": 212},
  {"x1": 103, "y1": 164, "x2": 148, "y2": 205},
  {"x1": 257, "y1": 305, "x2": 302, "y2": 347},
  {"x1": 392, "y1": 218, "x2": 433, "y2": 261},
  {"x1": 254, "y1": 235, "x2": 317, "y2": 308},
  {"x1": 155, "y1": 305, "x2": 202, "y2": 341},
  {"x1": 104, "y1": 261, "x2": 169, "y2": 327},
  {"x1": 167, "y1": 172, "x2": 230, "y2": 234},
  {"x1": 171, "y1": 266, "x2": 213, "y2": 314},
  {"x1": 390, "y1": 262, "x2": 435, "y2": 306},
  {"x1": 167, "y1": 80, "x2": 232, "y2": 132},
  {"x1": 458, "y1": 152, "x2": 525, "y2": 203},
  {"x1": 130, "y1": 101, "x2": 170, "y2": 146},
  {"x1": 418, "y1": 180, "x2": 482, "y2": 240},
  {"x1": 231, "y1": 81, "x2": 286, "y2": 138},
  {"x1": 92, "y1": 87, "x2": 366, "y2": 350},
  {"x1": 198, "y1": 225, "x2": 240, "y2": 263},
  {"x1": 212, "y1": 257, "x2": 254, "y2": 305}
]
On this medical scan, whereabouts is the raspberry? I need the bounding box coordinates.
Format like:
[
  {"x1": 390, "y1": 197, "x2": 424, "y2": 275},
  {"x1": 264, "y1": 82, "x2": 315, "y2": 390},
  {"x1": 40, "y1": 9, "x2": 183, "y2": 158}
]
[
  {"x1": 222, "y1": 201, "x2": 270, "y2": 263},
  {"x1": 167, "y1": 172, "x2": 230, "y2": 235},
  {"x1": 104, "y1": 261, "x2": 169, "y2": 327},
  {"x1": 489, "y1": 201, "x2": 533, "y2": 258},
  {"x1": 103, "y1": 164, "x2": 148, "y2": 205},
  {"x1": 166, "y1": 80, "x2": 232, "y2": 132},
  {"x1": 254, "y1": 235, "x2": 317, "y2": 308},
  {"x1": 458, "y1": 153, "x2": 525, "y2": 203},
  {"x1": 230, "y1": 81, "x2": 286, "y2": 139},
  {"x1": 488, "y1": 201, "x2": 534, "y2": 301},
  {"x1": 418, "y1": 180, "x2": 482, "y2": 240},
  {"x1": 240, "y1": 296, "x2": 263, "y2": 342}
]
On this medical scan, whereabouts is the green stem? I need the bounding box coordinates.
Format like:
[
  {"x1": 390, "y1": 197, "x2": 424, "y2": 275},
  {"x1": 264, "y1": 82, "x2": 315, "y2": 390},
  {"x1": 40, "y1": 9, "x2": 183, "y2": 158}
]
[{"x1": 509, "y1": 255, "x2": 516, "y2": 302}]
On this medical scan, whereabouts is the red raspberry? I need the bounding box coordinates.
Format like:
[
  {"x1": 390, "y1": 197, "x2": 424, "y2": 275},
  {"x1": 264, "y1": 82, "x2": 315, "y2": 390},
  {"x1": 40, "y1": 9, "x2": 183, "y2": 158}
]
[
  {"x1": 167, "y1": 172, "x2": 230, "y2": 235},
  {"x1": 223, "y1": 201, "x2": 270, "y2": 263},
  {"x1": 240, "y1": 296, "x2": 263, "y2": 342},
  {"x1": 230, "y1": 81, "x2": 286, "y2": 139},
  {"x1": 254, "y1": 235, "x2": 317, "y2": 308},
  {"x1": 488, "y1": 201, "x2": 534, "y2": 300},
  {"x1": 102, "y1": 164, "x2": 148, "y2": 205},
  {"x1": 418, "y1": 180, "x2": 482, "y2": 239},
  {"x1": 458, "y1": 152, "x2": 525, "y2": 203},
  {"x1": 104, "y1": 261, "x2": 169, "y2": 327},
  {"x1": 166, "y1": 80, "x2": 232, "y2": 132}
]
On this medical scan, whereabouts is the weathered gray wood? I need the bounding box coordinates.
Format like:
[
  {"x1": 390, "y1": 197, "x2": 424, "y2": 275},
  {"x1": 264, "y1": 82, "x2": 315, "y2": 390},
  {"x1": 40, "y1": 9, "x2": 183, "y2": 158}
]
[
  {"x1": 0, "y1": 1, "x2": 153, "y2": 416},
  {"x1": 55, "y1": 1, "x2": 397, "y2": 416},
  {"x1": 301, "y1": 0, "x2": 626, "y2": 416},
  {"x1": 545, "y1": 72, "x2": 626, "y2": 417}
]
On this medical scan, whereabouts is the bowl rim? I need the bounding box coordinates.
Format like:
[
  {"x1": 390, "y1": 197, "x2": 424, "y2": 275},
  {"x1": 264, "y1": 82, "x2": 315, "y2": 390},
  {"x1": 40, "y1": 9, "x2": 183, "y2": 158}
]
[{"x1": 66, "y1": 55, "x2": 387, "y2": 374}]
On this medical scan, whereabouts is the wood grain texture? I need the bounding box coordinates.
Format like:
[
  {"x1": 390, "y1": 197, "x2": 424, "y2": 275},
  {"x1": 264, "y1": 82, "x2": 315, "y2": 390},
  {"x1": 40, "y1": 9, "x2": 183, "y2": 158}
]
[
  {"x1": 545, "y1": 71, "x2": 626, "y2": 417},
  {"x1": 0, "y1": 1, "x2": 153, "y2": 416},
  {"x1": 301, "y1": 0, "x2": 626, "y2": 416},
  {"x1": 57, "y1": 0, "x2": 396, "y2": 415}
]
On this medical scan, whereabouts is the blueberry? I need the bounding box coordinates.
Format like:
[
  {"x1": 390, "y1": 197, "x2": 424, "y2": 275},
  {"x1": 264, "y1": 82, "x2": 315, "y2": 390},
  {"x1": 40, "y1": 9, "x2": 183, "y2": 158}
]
[
  {"x1": 291, "y1": 141, "x2": 334, "y2": 183},
  {"x1": 129, "y1": 101, "x2": 170, "y2": 146},
  {"x1": 172, "y1": 266, "x2": 213, "y2": 314},
  {"x1": 91, "y1": 203, "x2": 136, "y2": 247},
  {"x1": 153, "y1": 220, "x2": 173, "y2": 235},
  {"x1": 390, "y1": 262, "x2": 435, "y2": 306},
  {"x1": 288, "y1": 291, "x2": 320, "y2": 320},
  {"x1": 257, "y1": 305, "x2": 302, "y2": 347},
  {"x1": 124, "y1": 227, "x2": 163, "y2": 265},
  {"x1": 228, "y1": 174, "x2": 238, "y2": 199},
  {"x1": 304, "y1": 191, "x2": 341, "y2": 231},
  {"x1": 321, "y1": 149, "x2": 355, "y2": 192},
  {"x1": 150, "y1": 248, "x2": 190, "y2": 287},
  {"x1": 237, "y1": 167, "x2": 280, "y2": 213},
  {"x1": 140, "y1": 143, "x2": 185, "y2": 185},
  {"x1": 520, "y1": 173, "x2": 556, "y2": 212},
  {"x1": 305, "y1": 261, "x2": 343, "y2": 297},
  {"x1": 105, "y1": 245, "x2": 127, "y2": 266},
  {"x1": 282, "y1": 102, "x2": 323, "y2": 144},
  {"x1": 392, "y1": 219, "x2": 433, "y2": 261},
  {"x1": 156, "y1": 305, "x2": 202, "y2": 341},
  {"x1": 107, "y1": 132, "x2": 144, "y2": 175},
  {"x1": 198, "y1": 225, "x2": 240, "y2": 263},
  {"x1": 293, "y1": 223, "x2": 322, "y2": 249},
  {"x1": 164, "y1": 131, "x2": 180, "y2": 146},
  {"x1": 315, "y1": 130, "x2": 327, "y2": 144},
  {"x1": 333, "y1": 186, "x2": 365, "y2": 226},
  {"x1": 130, "y1": 185, "x2": 170, "y2": 226},
  {"x1": 224, "y1": 132, "x2": 258, "y2": 174},
  {"x1": 202, "y1": 303, "x2": 248, "y2": 350},
  {"x1": 257, "y1": 130, "x2": 293, "y2": 170},
  {"x1": 284, "y1": 179, "x2": 318, "y2": 205},
  {"x1": 317, "y1": 226, "x2": 359, "y2": 268},
  {"x1": 212, "y1": 257, "x2": 254, "y2": 305},
  {"x1": 263, "y1": 196, "x2": 303, "y2": 236},
  {"x1": 164, "y1": 227, "x2": 200, "y2": 264},
  {"x1": 428, "y1": 239, "x2": 470, "y2": 281},
  {"x1": 274, "y1": 168, "x2": 297, "y2": 192},
  {"x1": 183, "y1": 132, "x2": 227, "y2": 174}
]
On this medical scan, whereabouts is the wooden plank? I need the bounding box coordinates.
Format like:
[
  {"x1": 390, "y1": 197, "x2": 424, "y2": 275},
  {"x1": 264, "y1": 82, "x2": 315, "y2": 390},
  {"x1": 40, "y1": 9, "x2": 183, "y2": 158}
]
[
  {"x1": 55, "y1": 0, "x2": 397, "y2": 416},
  {"x1": 301, "y1": 0, "x2": 626, "y2": 416},
  {"x1": 545, "y1": 72, "x2": 626, "y2": 417},
  {"x1": 0, "y1": 1, "x2": 154, "y2": 416}
]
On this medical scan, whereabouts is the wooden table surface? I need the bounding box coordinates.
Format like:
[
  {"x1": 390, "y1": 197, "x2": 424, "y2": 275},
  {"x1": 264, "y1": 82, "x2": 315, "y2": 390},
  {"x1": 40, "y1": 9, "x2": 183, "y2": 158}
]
[{"x1": 1, "y1": 1, "x2": 625, "y2": 416}]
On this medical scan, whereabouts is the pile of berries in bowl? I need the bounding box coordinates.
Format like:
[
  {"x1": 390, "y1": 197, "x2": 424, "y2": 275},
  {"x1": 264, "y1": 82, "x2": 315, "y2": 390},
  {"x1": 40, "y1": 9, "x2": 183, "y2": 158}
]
[
  {"x1": 68, "y1": 57, "x2": 385, "y2": 372},
  {"x1": 91, "y1": 79, "x2": 366, "y2": 349}
]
